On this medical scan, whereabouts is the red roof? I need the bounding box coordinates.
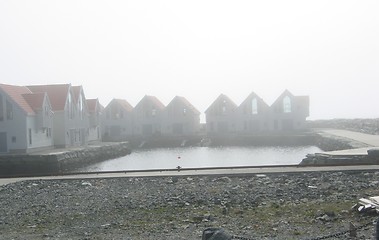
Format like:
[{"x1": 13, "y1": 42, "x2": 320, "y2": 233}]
[
  {"x1": 0, "y1": 84, "x2": 35, "y2": 115},
  {"x1": 27, "y1": 84, "x2": 70, "y2": 111},
  {"x1": 22, "y1": 93, "x2": 46, "y2": 112}
]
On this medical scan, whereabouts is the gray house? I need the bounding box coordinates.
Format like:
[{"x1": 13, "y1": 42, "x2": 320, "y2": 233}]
[
  {"x1": 133, "y1": 95, "x2": 165, "y2": 136},
  {"x1": 162, "y1": 96, "x2": 201, "y2": 136},
  {"x1": 102, "y1": 98, "x2": 133, "y2": 141},
  {"x1": 235, "y1": 92, "x2": 270, "y2": 134},
  {"x1": 205, "y1": 94, "x2": 238, "y2": 135},
  {"x1": 0, "y1": 83, "x2": 53, "y2": 153},
  {"x1": 87, "y1": 98, "x2": 102, "y2": 142},
  {"x1": 270, "y1": 90, "x2": 309, "y2": 131}
]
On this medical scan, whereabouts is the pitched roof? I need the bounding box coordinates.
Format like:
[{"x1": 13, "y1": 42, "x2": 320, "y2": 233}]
[
  {"x1": 205, "y1": 94, "x2": 237, "y2": 113},
  {"x1": 270, "y1": 89, "x2": 295, "y2": 107},
  {"x1": 239, "y1": 91, "x2": 269, "y2": 109},
  {"x1": 167, "y1": 96, "x2": 200, "y2": 115},
  {"x1": 135, "y1": 95, "x2": 165, "y2": 110},
  {"x1": 71, "y1": 86, "x2": 81, "y2": 103},
  {"x1": 86, "y1": 99, "x2": 99, "y2": 113},
  {"x1": 27, "y1": 84, "x2": 70, "y2": 111},
  {"x1": 108, "y1": 99, "x2": 133, "y2": 112},
  {"x1": 22, "y1": 93, "x2": 47, "y2": 112},
  {"x1": 0, "y1": 83, "x2": 35, "y2": 115}
]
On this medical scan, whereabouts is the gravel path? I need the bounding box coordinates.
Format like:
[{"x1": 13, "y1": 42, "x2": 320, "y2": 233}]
[{"x1": 1, "y1": 171, "x2": 379, "y2": 239}]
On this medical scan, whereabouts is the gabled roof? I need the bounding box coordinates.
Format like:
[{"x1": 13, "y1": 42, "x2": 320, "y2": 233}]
[
  {"x1": 0, "y1": 83, "x2": 35, "y2": 115},
  {"x1": 205, "y1": 94, "x2": 237, "y2": 113},
  {"x1": 27, "y1": 84, "x2": 71, "y2": 111},
  {"x1": 167, "y1": 96, "x2": 200, "y2": 115},
  {"x1": 22, "y1": 92, "x2": 47, "y2": 112},
  {"x1": 71, "y1": 85, "x2": 87, "y2": 104},
  {"x1": 86, "y1": 99, "x2": 99, "y2": 113},
  {"x1": 135, "y1": 95, "x2": 165, "y2": 110},
  {"x1": 239, "y1": 91, "x2": 269, "y2": 109},
  {"x1": 270, "y1": 89, "x2": 295, "y2": 106},
  {"x1": 107, "y1": 98, "x2": 133, "y2": 112}
]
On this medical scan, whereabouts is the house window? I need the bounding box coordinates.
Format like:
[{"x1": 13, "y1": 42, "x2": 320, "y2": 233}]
[
  {"x1": 152, "y1": 108, "x2": 156, "y2": 116},
  {"x1": 222, "y1": 100, "x2": 227, "y2": 114},
  {"x1": 28, "y1": 128, "x2": 32, "y2": 145},
  {"x1": 6, "y1": 100, "x2": 13, "y2": 120},
  {"x1": 283, "y1": 96, "x2": 292, "y2": 113},
  {"x1": 79, "y1": 95, "x2": 83, "y2": 120},
  {"x1": 252, "y1": 98, "x2": 258, "y2": 115},
  {"x1": 0, "y1": 94, "x2": 3, "y2": 121},
  {"x1": 183, "y1": 108, "x2": 187, "y2": 116}
]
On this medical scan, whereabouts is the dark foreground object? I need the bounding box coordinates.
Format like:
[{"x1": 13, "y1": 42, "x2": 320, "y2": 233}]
[{"x1": 202, "y1": 228, "x2": 232, "y2": 240}]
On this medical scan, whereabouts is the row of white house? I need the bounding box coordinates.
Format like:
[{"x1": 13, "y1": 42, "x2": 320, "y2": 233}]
[
  {"x1": 102, "y1": 89, "x2": 309, "y2": 140},
  {"x1": 0, "y1": 83, "x2": 102, "y2": 153},
  {"x1": 0, "y1": 83, "x2": 309, "y2": 153}
]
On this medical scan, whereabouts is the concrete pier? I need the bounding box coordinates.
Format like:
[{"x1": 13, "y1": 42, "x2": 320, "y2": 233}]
[{"x1": 0, "y1": 142, "x2": 131, "y2": 177}]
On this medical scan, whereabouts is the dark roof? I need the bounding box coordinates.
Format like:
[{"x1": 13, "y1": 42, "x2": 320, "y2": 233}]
[
  {"x1": 239, "y1": 91, "x2": 269, "y2": 109},
  {"x1": 205, "y1": 94, "x2": 237, "y2": 113},
  {"x1": 135, "y1": 95, "x2": 165, "y2": 110},
  {"x1": 27, "y1": 84, "x2": 70, "y2": 111},
  {"x1": 270, "y1": 89, "x2": 295, "y2": 107},
  {"x1": 107, "y1": 99, "x2": 133, "y2": 112},
  {"x1": 167, "y1": 96, "x2": 200, "y2": 115},
  {"x1": 0, "y1": 83, "x2": 35, "y2": 115}
]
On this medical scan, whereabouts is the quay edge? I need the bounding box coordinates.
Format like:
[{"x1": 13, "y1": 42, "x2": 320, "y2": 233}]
[{"x1": 0, "y1": 142, "x2": 131, "y2": 177}]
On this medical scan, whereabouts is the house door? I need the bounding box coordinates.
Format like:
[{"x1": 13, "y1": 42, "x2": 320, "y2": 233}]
[{"x1": 0, "y1": 132, "x2": 7, "y2": 153}]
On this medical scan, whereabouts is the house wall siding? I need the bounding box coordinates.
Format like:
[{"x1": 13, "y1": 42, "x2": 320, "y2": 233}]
[{"x1": 0, "y1": 103, "x2": 28, "y2": 152}]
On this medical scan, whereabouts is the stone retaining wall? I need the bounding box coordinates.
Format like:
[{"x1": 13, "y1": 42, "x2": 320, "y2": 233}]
[
  {"x1": 300, "y1": 133, "x2": 377, "y2": 166},
  {"x1": 0, "y1": 142, "x2": 131, "y2": 177}
]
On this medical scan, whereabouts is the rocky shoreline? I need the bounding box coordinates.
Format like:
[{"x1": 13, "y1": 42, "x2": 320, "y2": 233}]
[{"x1": 1, "y1": 171, "x2": 379, "y2": 239}]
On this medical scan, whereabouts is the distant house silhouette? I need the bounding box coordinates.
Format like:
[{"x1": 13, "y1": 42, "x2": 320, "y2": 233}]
[
  {"x1": 205, "y1": 94, "x2": 238, "y2": 135},
  {"x1": 270, "y1": 89, "x2": 309, "y2": 131},
  {"x1": 102, "y1": 98, "x2": 133, "y2": 141},
  {"x1": 162, "y1": 96, "x2": 201, "y2": 136},
  {"x1": 236, "y1": 91, "x2": 270, "y2": 134},
  {"x1": 133, "y1": 95, "x2": 165, "y2": 137}
]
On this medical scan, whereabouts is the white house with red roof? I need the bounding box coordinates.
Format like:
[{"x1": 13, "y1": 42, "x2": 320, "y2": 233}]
[
  {"x1": 27, "y1": 84, "x2": 90, "y2": 148},
  {"x1": 0, "y1": 84, "x2": 53, "y2": 153},
  {"x1": 102, "y1": 98, "x2": 134, "y2": 141}
]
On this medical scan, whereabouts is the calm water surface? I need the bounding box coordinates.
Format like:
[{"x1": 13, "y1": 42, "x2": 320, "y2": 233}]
[{"x1": 82, "y1": 146, "x2": 322, "y2": 171}]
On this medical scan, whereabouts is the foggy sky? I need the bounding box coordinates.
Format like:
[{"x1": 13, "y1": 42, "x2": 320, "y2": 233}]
[{"x1": 0, "y1": 0, "x2": 378, "y2": 121}]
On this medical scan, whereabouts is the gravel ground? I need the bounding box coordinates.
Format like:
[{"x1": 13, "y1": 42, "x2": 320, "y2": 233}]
[{"x1": 1, "y1": 171, "x2": 379, "y2": 239}]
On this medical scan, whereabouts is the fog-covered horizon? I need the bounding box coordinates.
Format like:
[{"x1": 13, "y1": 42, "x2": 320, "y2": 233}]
[{"x1": 1, "y1": 1, "x2": 378, "y2": 121}]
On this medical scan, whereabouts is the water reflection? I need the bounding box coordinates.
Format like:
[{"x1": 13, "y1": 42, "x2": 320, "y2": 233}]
[{"x1": 82, "y1": 146, "x2": 321, "y2": 171}]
